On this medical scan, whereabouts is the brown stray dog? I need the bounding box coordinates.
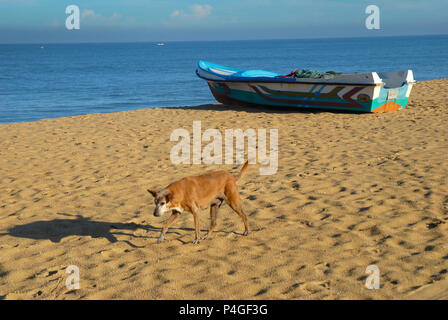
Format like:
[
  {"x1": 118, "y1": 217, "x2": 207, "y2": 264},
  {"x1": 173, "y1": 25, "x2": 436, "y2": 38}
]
[{"x1": 147, "y1": 161, "x2": 250, "y2": 244}]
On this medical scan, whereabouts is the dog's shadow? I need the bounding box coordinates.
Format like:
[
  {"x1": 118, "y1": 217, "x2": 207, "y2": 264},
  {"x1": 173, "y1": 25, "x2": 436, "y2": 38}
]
[
  {"x1": 3, "y1": 213, "x2": 247, "y2": 247},
  {"x1": 3, "y1": 213, "x2": 158, "y2": 248}
]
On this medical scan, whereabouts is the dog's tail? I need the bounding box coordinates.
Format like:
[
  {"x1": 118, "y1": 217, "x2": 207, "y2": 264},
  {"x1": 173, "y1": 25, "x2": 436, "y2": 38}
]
[{"x1": 235, "y1": 160, "x2": 249, "y2": 180}]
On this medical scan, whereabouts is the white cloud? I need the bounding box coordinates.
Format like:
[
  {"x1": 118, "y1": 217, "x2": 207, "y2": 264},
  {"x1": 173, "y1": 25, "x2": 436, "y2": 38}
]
[
  {"x1": 81, "y1": 9, "x2": 122, "y2": 24},
  {"x1": 170, "y1": 4, "x2": 212, "y2": 20},
  {"x1": 170, "y1": 10, "x2": 181, "y2": 18},
  {"x1": 81, "y1": 9, "x2": 95, "y2": 20},
  {"x1": 191, "y1": 4, "x2": 212, "y2": 18}
]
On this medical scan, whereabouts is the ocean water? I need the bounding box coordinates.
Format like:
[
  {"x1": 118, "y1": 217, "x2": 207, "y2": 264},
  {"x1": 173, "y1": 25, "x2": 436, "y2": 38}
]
[{"x1": 1, "y1": 35, "x2": 447, "y2": 124}]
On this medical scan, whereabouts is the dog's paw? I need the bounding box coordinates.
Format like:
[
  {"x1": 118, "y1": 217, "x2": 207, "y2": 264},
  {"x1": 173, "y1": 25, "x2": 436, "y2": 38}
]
[
  {"x1": 201, "y1": 234, "x2": 210, "y2": 240},
  {"x1": 192, "y1": 238, "x2": 201, "y2": 244},
  {"x1": 156, "y1": 235, "x2": 165, "y2": 243},
  {"x1": 243, "y1": 230, "x2": 249, "y2": 236}
]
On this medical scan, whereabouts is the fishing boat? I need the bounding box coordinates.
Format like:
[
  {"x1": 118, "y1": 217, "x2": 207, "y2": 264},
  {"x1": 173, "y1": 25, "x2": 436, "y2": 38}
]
[{"x1": 196, "y1": 60, "x2": 415, "y2": 113}]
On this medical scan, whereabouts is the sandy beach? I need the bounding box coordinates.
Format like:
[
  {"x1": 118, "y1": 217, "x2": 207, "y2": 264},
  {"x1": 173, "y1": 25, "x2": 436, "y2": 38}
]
[{"x1": 0, "y1": 78, "x2": 447, "y2": 300}]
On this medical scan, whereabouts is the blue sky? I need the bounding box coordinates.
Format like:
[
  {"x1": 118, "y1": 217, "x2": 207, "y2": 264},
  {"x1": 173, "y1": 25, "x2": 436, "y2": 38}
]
[{"x1": 0, "y1": 0, "x2": 447, "y2": 43}]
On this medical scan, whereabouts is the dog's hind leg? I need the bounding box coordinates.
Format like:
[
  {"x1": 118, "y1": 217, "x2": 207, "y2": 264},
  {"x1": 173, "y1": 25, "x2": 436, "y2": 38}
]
[
  {"x1": 229, "y1": 203, "x2": 249, "y2": 236},
  {"x1": 157, "y1": 210, "x2": 180, "y2": 243},
  {"x1": 202, "y1": 198, "x2": 224, "y2": 240},
  {"x1": 226, "y1": 188, "x2": 249, "y2": 236}
]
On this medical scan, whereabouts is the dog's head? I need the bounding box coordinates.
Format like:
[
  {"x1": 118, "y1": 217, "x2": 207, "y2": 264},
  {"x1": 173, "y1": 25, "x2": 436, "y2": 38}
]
[{"x1": 147, "y1": 189, "x2": 173, "y2": 217}]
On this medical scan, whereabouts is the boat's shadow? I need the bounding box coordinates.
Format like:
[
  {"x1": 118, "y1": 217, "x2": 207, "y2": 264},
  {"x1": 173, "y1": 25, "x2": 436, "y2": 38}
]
[{"x1": 175, "y1": 104, "x2": 366, "y2": 114}]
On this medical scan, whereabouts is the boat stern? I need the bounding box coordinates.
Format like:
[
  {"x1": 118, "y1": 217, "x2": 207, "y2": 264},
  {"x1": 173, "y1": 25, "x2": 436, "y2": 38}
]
[{"x1": 370, "y1": 70, "x2": 415, "y2": 112}]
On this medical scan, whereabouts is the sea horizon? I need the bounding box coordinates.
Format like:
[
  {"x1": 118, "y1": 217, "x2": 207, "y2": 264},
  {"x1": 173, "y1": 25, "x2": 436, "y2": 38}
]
[{"x1": 1, "y1": 32, "x2": 447, "y2": 45}]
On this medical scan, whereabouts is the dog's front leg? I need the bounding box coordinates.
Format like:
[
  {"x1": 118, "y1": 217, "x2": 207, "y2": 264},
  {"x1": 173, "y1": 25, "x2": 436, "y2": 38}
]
[
  {"x1": 191, "y1": 209, "x2": 201, "y2": 244},
  {"x1": 157, "y1": 211, "x2": 180, "y2": 243}
]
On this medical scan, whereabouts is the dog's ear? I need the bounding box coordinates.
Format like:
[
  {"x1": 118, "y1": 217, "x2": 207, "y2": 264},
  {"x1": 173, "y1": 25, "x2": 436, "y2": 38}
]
[
  {"x1": 166, "y1": 191, "x2": 173, "y2": 203},
  {"x1": 147, "y1": 189, "x2": 158, "y2": 198}
]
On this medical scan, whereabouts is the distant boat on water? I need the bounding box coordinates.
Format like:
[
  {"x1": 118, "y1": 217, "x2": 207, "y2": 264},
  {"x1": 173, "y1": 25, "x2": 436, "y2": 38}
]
[
  {"x1": 40, "y1": 45, "x2": 44, "y2": 49},
  {"x1": 156, "y1": 43, "x2": 165, "y2": 46}
]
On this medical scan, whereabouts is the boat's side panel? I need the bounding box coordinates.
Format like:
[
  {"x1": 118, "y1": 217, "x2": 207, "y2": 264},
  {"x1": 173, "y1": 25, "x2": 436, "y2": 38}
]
[{"x1": 208, "y1": 81, "x2": 376, "y2": 112}]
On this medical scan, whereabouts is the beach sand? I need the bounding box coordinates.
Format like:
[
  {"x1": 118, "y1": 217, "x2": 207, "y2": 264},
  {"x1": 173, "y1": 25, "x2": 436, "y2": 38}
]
[{"x1": 1, "y1": 79, "x2": 447, "y2": 300}]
